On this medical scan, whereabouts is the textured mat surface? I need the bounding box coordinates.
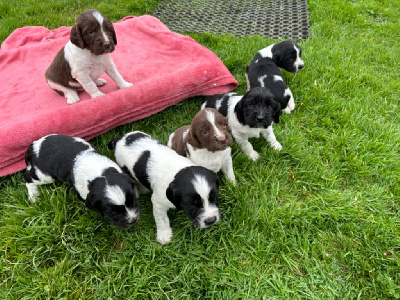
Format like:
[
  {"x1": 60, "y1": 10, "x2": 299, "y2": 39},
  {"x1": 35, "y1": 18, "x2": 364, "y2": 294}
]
[{"x1": 153, "y1": 0, "x2": 310, "y2": 39}]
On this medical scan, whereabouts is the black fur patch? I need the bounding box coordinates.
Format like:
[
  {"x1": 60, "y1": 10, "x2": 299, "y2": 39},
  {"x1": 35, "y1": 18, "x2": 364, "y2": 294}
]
[
  {"x1": 125, "y1": 132, "x2": 149, "y2": 146},
  {"x1": 133, "y1": 150, "x2": 151, "y2": 190},
  {"x1": 203, "y1": 93, "x2": 236, "y2": 117}
]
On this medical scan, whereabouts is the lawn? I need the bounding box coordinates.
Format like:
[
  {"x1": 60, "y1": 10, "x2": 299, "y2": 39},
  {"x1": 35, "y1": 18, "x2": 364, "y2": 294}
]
[{"x1": 1, "y1": 0, "x2": 399, "y2": 299}]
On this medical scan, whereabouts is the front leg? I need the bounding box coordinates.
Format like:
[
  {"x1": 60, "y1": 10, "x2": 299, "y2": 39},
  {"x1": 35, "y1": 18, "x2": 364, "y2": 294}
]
[
  {"x1": 261, "y1": 126, "x2": 282, "y2": 150},
  {"x1": 152, "y1": 200, "x2": 173, "y2": 245},
  {"x1": 233, "y1": 132, "x2": 260, "y2": 161},
  {"x1": 221, "y1": 148, "x2": 236, "y2": 184},
  {"x1": 74, "y1": 70, "x2": 105, "y2": 98},
  {"x1": 284, "y1": 88, "x2": 295, "y2": 113},
  {"x1": 105, "y1": 60, "x2": 133, "y2": 89}
]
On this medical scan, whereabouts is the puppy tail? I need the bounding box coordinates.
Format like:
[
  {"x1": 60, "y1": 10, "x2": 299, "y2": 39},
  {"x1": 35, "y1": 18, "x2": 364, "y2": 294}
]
[{"x1": 107, "y1": 136, "x2": 123, "y2": 151}]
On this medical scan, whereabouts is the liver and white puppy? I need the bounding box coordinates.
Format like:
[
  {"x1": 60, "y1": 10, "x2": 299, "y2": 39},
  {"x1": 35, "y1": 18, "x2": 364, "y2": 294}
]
[
  {"x1": 45, "y1": 9, "x2": 133, "y2": 104},
  {"x1": 108, "y1": 131, "x2": 220, "y2": 245},
  {"x1": 167, "y1": 108, "x2": 235, "y2": 184},
  {"x1": 246, "y1": 40, "x2": 304, "y2": 114},
  {"x1": 202, "y1": 87, "x2": 282, "y2": 161},
  {"x1": 24, "y1": 134, "x2": 140, "y2": 228}
]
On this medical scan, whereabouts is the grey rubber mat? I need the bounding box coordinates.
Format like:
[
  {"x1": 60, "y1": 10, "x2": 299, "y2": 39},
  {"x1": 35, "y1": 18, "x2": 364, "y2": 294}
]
[{"x1": 153, "y1": 0, "x2": 310, "y2": 40}]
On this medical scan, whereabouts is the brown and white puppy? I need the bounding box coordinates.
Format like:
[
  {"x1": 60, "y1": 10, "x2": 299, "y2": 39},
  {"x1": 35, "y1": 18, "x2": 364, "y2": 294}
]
[
  {"x1": 168, "y1": 108, "x2": 235, "y2": 184},
  {"x1": 45, "y1": 9, "x2": 133, "y2": 104}
]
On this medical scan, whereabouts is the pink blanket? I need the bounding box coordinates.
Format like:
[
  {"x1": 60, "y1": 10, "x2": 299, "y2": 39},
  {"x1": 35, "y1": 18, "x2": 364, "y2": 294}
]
[{"x1": 0, "y1": 15, "x2": 237, "y2": 176}]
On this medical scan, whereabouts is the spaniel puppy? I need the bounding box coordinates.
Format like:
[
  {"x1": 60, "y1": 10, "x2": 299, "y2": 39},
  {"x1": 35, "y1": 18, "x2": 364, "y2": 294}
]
[
  {"x1": 45, "y1": 9, "x2": 133, "y2": 104},
  {"x1": 246, "y1": 40, "x2": 304, "y2": 114},
  {"x1": 168, "y1": 108, "x2": 236, "y2": 184},
  {"x1": 202, "y1": 87, "x2": 282, "y2": 161},
  {"x1": 24, "y1": 134, "x2": 140, "y2": 228},
  {"x1": 108, "y1": 131, "x2": 220, "y2": 245}
]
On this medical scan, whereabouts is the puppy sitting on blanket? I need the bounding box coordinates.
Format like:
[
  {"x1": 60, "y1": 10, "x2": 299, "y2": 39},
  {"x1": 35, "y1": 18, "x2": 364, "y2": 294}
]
[
  {"x1": 246, "y1": 40, "x2": 304, "y2": 114},
  {"x1": 24, "y1": 134, "x2": 140, "y2": 228},
  {"x1": 108, "y1": 131, "x2": 221, "y2": 245},
  {"x1": 168, "y1": 108, "x2": 236, "y2": 184},
  {"x1": 45, "y1": 9, "x2": 133, "y2": 104},
  {"x1": 202, "y1": 87, "x2": 282, "y2": 161}
]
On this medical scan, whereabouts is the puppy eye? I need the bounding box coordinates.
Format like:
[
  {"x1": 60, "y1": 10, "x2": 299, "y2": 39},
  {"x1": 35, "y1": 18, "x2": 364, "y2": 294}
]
[
  {"x1": 202, "y1": 130, "x2": 208, "y2": 135},
  {"x1": 193, "y1": 195, "x2": 202, "y2": 207},
  {"x1": 89, "y1": 30, "x2": 95, "y2": 35},
  {"x1": 248, "y1": 103, "x2": 254, "y2": 108},
  {"x1": 222, "y1": 123, "x2": 227, "y2": 128}
]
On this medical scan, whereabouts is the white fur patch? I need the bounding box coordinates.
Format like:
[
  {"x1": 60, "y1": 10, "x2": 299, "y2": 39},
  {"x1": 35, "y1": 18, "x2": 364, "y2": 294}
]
[
  {"x1": 191, "y1": 174, "x2": 220, "y2": 228},
  {"x1": 105, "y1": 185, "x2": 125, "y2": 205},
  {"x1": 73, "y1": 150, "x2": 122, "y2": 199},
  {"x1": 293, "y1": 44, "x2": 304, "y2": 71},
  {"x1": 258, "y1": 44, "x2": 273, "y2": 58},
  {"x1": 205, "y1": 109, "x2": 224, "y2": 139},
  {"x1": 273, "y1": 75, "x2": 283, "y2": 82},
  {"x1": 92, "y1": 11, "x2": 110, "y2": 43},
  {"x1": 258, "y1": 75, "x2": 267, "y2": 87}
]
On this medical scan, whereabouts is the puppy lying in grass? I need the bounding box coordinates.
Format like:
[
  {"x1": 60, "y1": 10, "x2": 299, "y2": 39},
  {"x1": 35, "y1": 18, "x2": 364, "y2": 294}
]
[{"x1": 24, "y1": 134, "x2": 140, "y2": 228}]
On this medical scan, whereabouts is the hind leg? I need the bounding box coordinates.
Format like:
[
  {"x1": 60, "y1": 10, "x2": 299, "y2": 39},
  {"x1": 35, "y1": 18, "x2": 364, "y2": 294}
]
[{"x1": 24, "y1": 167, "x2": 55, "y2": 202}]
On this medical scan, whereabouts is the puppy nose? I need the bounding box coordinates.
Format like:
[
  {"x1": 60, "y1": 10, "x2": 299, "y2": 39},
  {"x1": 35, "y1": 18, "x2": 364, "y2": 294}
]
[
  {"x1": 257, "y1": 116, "x2": 264, "y2": 122},
  {"x1": 204, "y1": 216, "x2": 217, "y2": 226},
  {"x1": 104, "y1": 43, "x2": 111, "y2": 51},
  {"x1": 217, "y1": 136, "x2": 227, "y2": 143},
  {"x1": 298, "y1": 64, "x2": 304, "y2": 70}
]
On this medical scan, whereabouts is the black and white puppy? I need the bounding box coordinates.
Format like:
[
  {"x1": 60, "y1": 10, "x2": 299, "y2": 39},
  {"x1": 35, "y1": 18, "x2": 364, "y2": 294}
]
[
  {"x1": 246, "y1": 40, "x2": 304, "y2": 114},
  {"x1": 108, "y1": 131, "x2": 220, "y2": 245},
  {"x1": 45, "y1": 9, "x2": 133, "y2": 104},
  {"x1": 24, "y1": 134, "x2": 140, "y2": 228},
  {"x1": 202, "y1": 87, "x2": 282, "y2": 161}
]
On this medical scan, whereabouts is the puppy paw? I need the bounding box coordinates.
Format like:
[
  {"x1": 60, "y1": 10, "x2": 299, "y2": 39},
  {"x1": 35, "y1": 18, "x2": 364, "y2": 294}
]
[
  {"x1": 283, "y1": 107, "x2": 291, "y2": 114},
  {"x1": 271, "y1": 141, "x2": 283, "y2": 151},
  {"x1": 156, "y1": 230, "x2": 172, "y2": 245},
  {"x1": 119, "y1": 82, "x2": 133, "y2": 89},
  {"x1": 66, "y1": 94, "x2": 80, "y2": 105},
  {"x1": 248, "y1": 150, "x2": 260, "y2": 161},
  {"x1": 91, "y1": 91, "x2": 106, "y2": 99},
  {"x1": 28, "y1": 192, "x2": 40, "y2": 203},
  {"x1": 96, "y1": 78, "x2": 107, "y2": 86},
  {"x1": 27, "y1": 185, "x2": 41, "y2": 203}
]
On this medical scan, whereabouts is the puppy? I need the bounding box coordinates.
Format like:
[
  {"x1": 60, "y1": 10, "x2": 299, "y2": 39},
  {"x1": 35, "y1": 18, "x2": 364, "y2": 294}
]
[
  {"x1": 24, "y1": 134, "x2": 140, "y2": 228},
  {"x1": 45, "y1": 9, "x2": 133, "y2": 104},
  {"x1": 108, "y1": 131, "x2": 220, "y2": 245},
  {"x1": 167, "y1": 108, "x2": 236, "y2": 184},
  {"x1": 246, "y1": 40, "x2": 304, "y2": 114},
  {"x1": 202, "y1": 87, "x2": 282, "y2": 161}
]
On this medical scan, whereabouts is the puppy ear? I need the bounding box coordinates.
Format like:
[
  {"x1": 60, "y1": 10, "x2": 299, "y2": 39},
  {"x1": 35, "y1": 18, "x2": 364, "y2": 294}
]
[
  {"x1": 234, "y1": 95, "x2": 247, "y2": 125},
  {"x1": 186, "y1": 128, "x2": 201, "y2": 149},
  {"x1": 104, "y1": 18, "x2": 117, "y2": 45},
  {"x1": 70, "y1": 24, "x2": 85, "y2": 49},
  {"x1": 111, "y1": 25, "x2": 117, "y2": 45},
  {"x1": 85, "y1": 178, "x2": 105, "y2": 215},
  {"x1": 166, "y1": 183, "x2": 182, "y2": 210},
  {"x1": 85, "y1": 192, "x2": 104, "y2": 215},
  {"x1": 107, "y1": 135, "x2": 123, "y2": 151},
  {"x1": 272, "y1": 48, "x2": 282, "y2": 66}
]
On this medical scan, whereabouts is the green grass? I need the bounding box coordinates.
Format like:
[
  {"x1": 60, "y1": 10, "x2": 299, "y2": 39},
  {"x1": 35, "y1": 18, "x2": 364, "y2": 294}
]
[{"x1": 1, "y1": 0, "x2": 400, "y2": 298}]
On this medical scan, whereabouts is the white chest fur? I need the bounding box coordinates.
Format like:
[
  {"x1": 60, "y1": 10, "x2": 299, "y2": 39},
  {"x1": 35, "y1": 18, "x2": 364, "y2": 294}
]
[
  {"x1": 64, "y1": 41, "x2": 111, "y2": 81},
  {"x1": 187, "y1": 144, "x2": 231, "y2": 173}
]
